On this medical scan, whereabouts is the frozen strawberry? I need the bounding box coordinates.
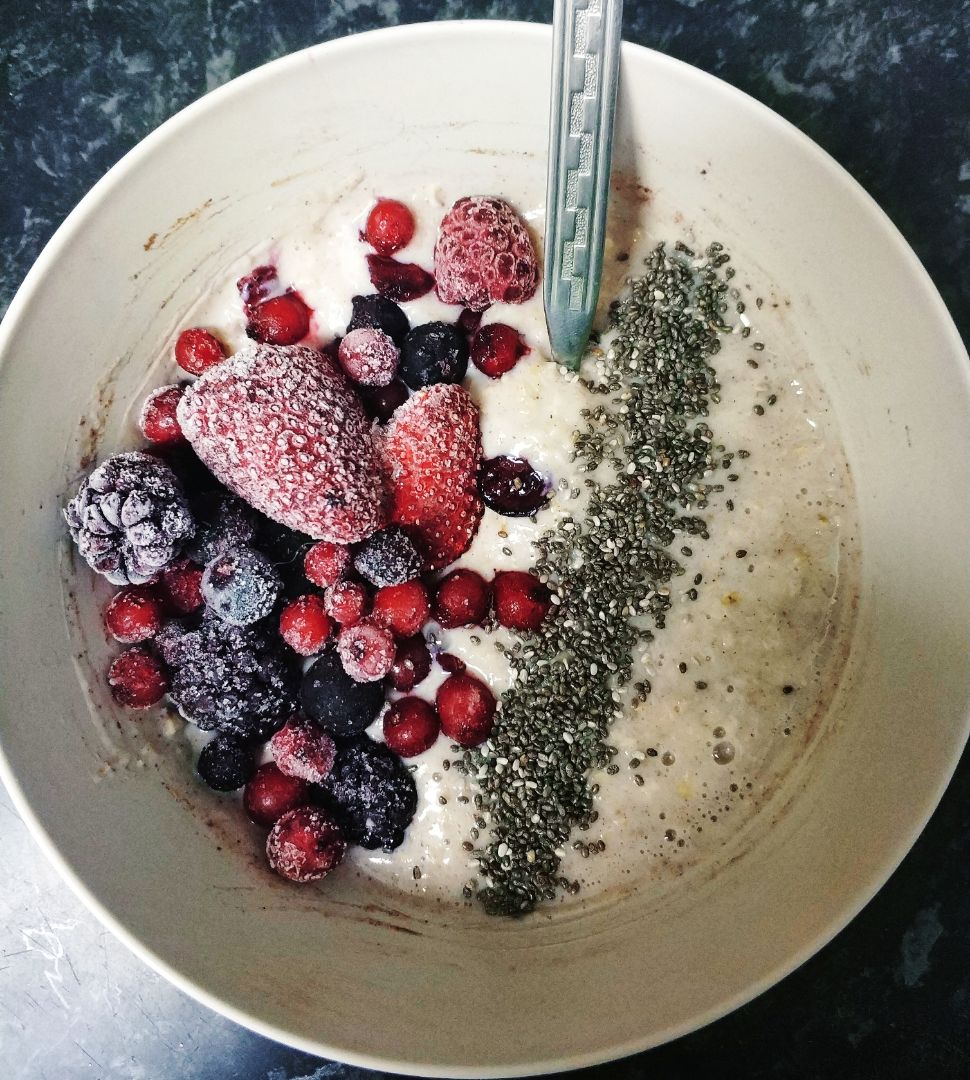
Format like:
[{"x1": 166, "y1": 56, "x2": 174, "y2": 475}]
[
  {"x1": 324, "y1": 580, "x2": 369, "y2": 626},
  {"x1": 372, "y1": 580, "x2": 429, "y2": 638},
  {"x1": 492, "y1": 570, "x2": 551, "y2": 631},
  {"x1": 271, "y1": 716, "x2": 336, "y2": 784},
  {"x1": 104, "y1": 586, "x2": 164, "y2": 643},
  {"x1": 337, "y1": 328, "x2": 399, "y2": 387},
  {"x1": 364, "y1": 199, "x2": 416, "y2": 256},
  {"x1": 436, "y1": 672, "x2": 495, "y2": 748},
  {"x1": 279, "y1": 594, "x2": 332, "y2": 655},
  {"x1": 266, "y1": 806, "x2": 346, "y2": 882},
  {"x1": 381, "y1": 384, "x2": 483, "y2": 571},
  {"x1": 383, "y1": 697, "x2": 439, "y2": 757},
  {"x1": 175, "y1": 328, "x2": 227, "y2": 375},
  {"x1": 433, "y1": 568, "x2": 491, "y2": 628},
  {"x1": 337, "y1": 621, "x2": 396, "y2": 682},
  {"x1": 304, "y1": 541, "x2": 350, "y2": 589},
  {"x1": 139, "y1": 385, "x2": 186, "y2": 445},
  {"x1": 244, "y1": 762, "x2": 310, "y2": 827},
  {"x1": 177, "y1": 342, "x2": 388, "y2": 543},
  {"x1": 434, "y1": 196, "x2": 539, "y2": 311},
  {"x1": 366, "y1": 255, "x2": 435, "y2": 303}
]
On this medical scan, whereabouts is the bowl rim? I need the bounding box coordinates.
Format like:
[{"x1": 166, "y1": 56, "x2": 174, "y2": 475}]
[{"x1": 1, "y1": 19, "x2": 968, "y2": 1077}]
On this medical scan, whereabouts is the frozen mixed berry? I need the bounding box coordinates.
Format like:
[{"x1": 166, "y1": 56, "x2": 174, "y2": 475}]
[
  {"x1": 139, "y1": 385, "x2": 187, "y2": 445},
  {"x1": 383, "y1": 697, "x2": 439, "y2": 758},
  {"x1": 470, "y1": 323, "x2": 530, "y2": 379},
  {"x1": 319, "y1": 736, "x2": 417, "y2": 850},
  {"x1": 236, "y1": 264, "x2": 280, "y2": 308},
  {"x1": 187, "y1": 490, "x2": 260, "y2": 565},
  {"x1": 64, "y1": 451, "x2": 195, "y2": 585},
  {"x1": 158, "y1": 558, "x2": 204, "y2": 614},
  {"x1": 301, "y1": 649, "x2": 386, "y2": 738},
  {"x1": 175, "y1": 328, "x2": 227, "y2": 375},
  {"x1": 155, "y1": 611, "x2": 297, "y2": 737},
  {"x1": 492, "y1": 570, "x2": 552, "y2": 631},
  {"x1": 434, "y1": 196, "x2": 539, "y2": 311},
  {"x1": 337, "y1": 327, "x2": 400, "y2": 387},
  {"x1": 478, "y1": 456, "x2": 551, "y2": 518},
  {"x1": 244, "y1": 763, "x2": 310, "y2": 827},
  {"x1": 246, "y1": 293, "x2": 311, "y2": 345},
  {"x1": 323, "y1": 580, "x2": 368, "y2": 626},
  {"x1": 436, "y1": 672, "x2": 496, "y2": 748},
  {"x1": 346, "y1": 293, "x2": 410, "y2": 345},
  {"x1": 107, "y1": 646, "x2": 169, "y2": 708},
  {"x1": 178, "y1": 342, "x2": 388, "y2": 543},
  {"x1": 399, "y1": 322, "x2": 469, "y2": 389},
  {"x1": 456, "y1": 307, "x2": 484, "y2": 339},
  {"x1": 372, "y1": 580, "x2": 430, "y2": 638},
  {"x1": 104, "y1": 585, "x2": 164, "y2": 643},
  {"x1": 352, "y1": 525, "x2": 422, "y2": 588},
  {"x1": 364, "y1": 198, "x2": 416, "y2": 256},
  {"x1": 279, "y1": 594, "x2": 332, "y2": 655},
  {"x1": 266, "y1": 806, "x2": 346, "y2": 883},
  {"x1": 433, "y1": 568, "x2": 491, "y2": 628},
  {"x1": 437, "y1": 652, "x2": 466, "y2": 675},
  {"x1": 366, "y1": 254, "x2": 434, "y2": 303},
  {"x1": 359, "y1": 379, "x2": 409, "y2": 424},
  {"x1": 201, "y1": 547, "x2": 281, "y2": 626},
  {"x1": 304, "y1": 541, "x2": 350, "y2": 589},
  {"x1": 388, "y1": 634, "x2": 432, "y2": 692},
  {"x1": 337, "y1": 621, "x2": 396, "y2": 683},
  {"x1": 271, "y1": 716, "x2": 337, "y2": 783},
  {"x1": 196, "y1": 734, "x2": 255, "y2": 792}
]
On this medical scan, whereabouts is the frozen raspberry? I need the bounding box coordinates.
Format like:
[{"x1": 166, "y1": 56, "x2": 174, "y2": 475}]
[
  {"x1": 433, "y1": 568, "x2": 491, "y2": 628},
  {"x1": 175, "y1": 328, "x2": 227, "y2": 375},
  {"x1": 304, "y1": 541, "x2": 349, "y2": 588},
  {"x1": 470, "y1": 323, "x2": 530, "y2": 378},
  {"x1": 244, "y1": 763, "x2": 310, "y2": 827},
  {"x1": 359, "y1": 379, "x2": 409, "y2": 424},
  {"x1": 366, "y1": 255, "x2": 435, "y2": 303},
  {"x1": 383, "y1": 697, "x2": 439, "y2": 758},
  {"x1": 186, "y1": 490, "x2": 259, "y2": 565},
  {"x1": 434, "y1": 196, "x2": 539, "y2": 311},
  {"x1": 324, "y1": 580, "x2": 368, "y2": 626},
  {"x1": 492, "y1": 570, "x2": 551, "y2": 631},
  {"x1": 346, "y1": 293, "x2": 410, "y2": 345},
  {"x1": 381, "y1": 384, "x2": 483, "y2": 571},
  {"x1": 271, "y1": 716, "x2": 337, "y2": 783},
  {"x1": 389, "y1": 635, "x2": 432, "y2": 692},
  {"x1": 177, "y1": 342, "x2": 388, "y2": 543},
  {"x1": 104, "y1": 585, "x2": 164, "y2": 643},
  {"x1": 478, "y1": 456, "x2": 551, "y2": 518},
  {"x1": 267, "y1": 806, "x2": 346, "y2": 883},
  {"x1": 197, "y1": 734, "x2": 254, "y2": 791},
  {"x1": 372, "y1": 580, "x2": 429, "y2": 638},
  {"x1": 246, "y1": 293, "x2": 312, "y2": 345},
  {"x1": 107, "y1": 646, "x2": 169, "y2": 708},
  {"x1": 279, "y1": 594, "x2": 332, "y2": 655},
  {"x1": 65, "y1": 451, "x2": 195, "y2": 586},
  {"x1": 352, "y1": 525, "x2": 422, "y2": 587},
  {"x1": 337, "y1": 328, "x2": 399, "y2": 386},
  {"x1": 158, "y1": 558, "x2": 204, "y2": 614},
  {"x1": 139, "y1": 385, "x2": 187, "y2": 445},
  {"x1": 436, "y1": 672, "x2": 496, "y2": 747},
  {"x1": 319, "y1": 737, "x2": 417, "y2": 850},
  {"x1": 201, "y1": 547, "x2": 281, "y2": 626},
  {"x1": 364, "y1": 198, "x2": 416, "y2": 256},
  {"x1": 337, "y1": 621, "x2": 396, "y2": 683},
  {"x1": 301, "y1": 649, "x2": 386, "y2": 738},
  {"x1": 399, "y1": 322, "x2": 469, "y2": 389}
]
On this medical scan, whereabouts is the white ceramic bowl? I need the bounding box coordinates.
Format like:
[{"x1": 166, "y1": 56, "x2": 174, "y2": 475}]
[{"x1": 1, "y1": 21, "x2": 968, "y2": 1076}]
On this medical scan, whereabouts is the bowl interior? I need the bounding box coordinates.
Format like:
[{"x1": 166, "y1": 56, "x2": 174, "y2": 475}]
[{"x1": 1, "y1": 22, "x2": 969, "y2": 1076}]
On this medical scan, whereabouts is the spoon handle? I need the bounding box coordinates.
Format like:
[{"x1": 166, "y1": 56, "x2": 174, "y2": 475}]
[{"x1": 544, "y1": 0, "x2": 623, "y2": 370}]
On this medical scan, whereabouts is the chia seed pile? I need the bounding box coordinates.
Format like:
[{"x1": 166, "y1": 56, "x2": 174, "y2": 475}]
[{"x1": 464, "y1": 242, "x2": 744, "y2": 915}]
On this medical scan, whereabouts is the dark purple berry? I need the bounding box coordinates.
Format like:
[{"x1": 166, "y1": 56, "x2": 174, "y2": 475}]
[
  {"x1": 201, "y1": 547, "x2": 281, "y2": 625},
  {"x1": 187, "y1": 489, "x2": 259, "y2": 564},
  {"x1": 301, "y1": 649, "x2": 386, "y2": 739},
  {"x1": 197, "y1": 734, "x2": 255, "y2": 791},
  {"x1": 352, "y1": 526, "x2": 422, "y2": 587},
  {"x1": 359, "y1": 379, "x2": 409, "y2": 424},
  {"x1": 346, "y1": 293, "x2": 410, "y2": 345},
  {"x1": 399, "y1": 322, "x2": 469, "y2": 389},
  {"x1": 477, "y1": 456, "x2": 551, "y2": 518}
]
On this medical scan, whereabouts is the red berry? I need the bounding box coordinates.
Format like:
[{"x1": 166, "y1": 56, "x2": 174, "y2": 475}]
[
  {"x1": 372, "y1": 580, "x2": 430, "y2": 638},
  {"x1": 271, "y1": 717, "x2": 336, "y2": 783},
  {"x1": 324, "y1": 580, "x2": 368, "y2": 625},
  {"x1": 104, "y1": 586, "x2": 164, "y2": 643},
  {"x1": 366, "y1": 254, "x2": 434, "y2": 303},
  {"x1": 437, "y1": 652, "x2": 466, "y2": 675},
  {"x1": 470, "y1": 323, "x2": 530, "y2": 379},
  {"x1": 337, "y1": 327, "x2": 400, "y2": 386},
  {"x1": 158, "y1": 558, "x2": 203, "y2": 614},
  {"x1": 383, "y1": 697, "x2": 439, "y2": 757},
  {"x1": 456, "y1": 308, "x2": 484, "y2": 339},
  {"x1": 388, "y1": 635, "x2": 432, "y2": 692},
  {"x1": 337, "y1": 621, "x2": 396, "y2": 683},
  {"x1": 359, "y1": 379, "x2": 409, "y2": 425},
  {"x1": 107, "y1": 646, "x2": 168, "y2": 708},
  {"x1": 492, "y1": 570, "x2": 552, "y2": 632},
  {"x1": 436, "y1": 672, "x2": 495, "y2": 748},
  {"x1": 266, "y1": 806, "x2": 346, "y2": 882},
  {"x1": 304, "y1": 541, "x2": 350, "y2": 588},
  {"x1": 244, "y1": 762, "x2": 310, "y2": 827},
  {"x1": 236, "y1": 264, "x2": 279, "y2": 307},
  {"x1": 139, "y1": 385, "x2": 186, "y2": 445},
  {"x1": 365, "y1": 198, "x2": 416, "y2": 256},
  {"x1": 433, "y1": 568, "x2": 491, "y2": 628},
  {"x1": 174, "y1": 328, "x2": 227, "y2": 375},
  {"x1": 279, "y1": 594, "x2": 332, "y2": 655},
  {"x1": 246, "y1": 293, "x2": 311, "y2": 345}
]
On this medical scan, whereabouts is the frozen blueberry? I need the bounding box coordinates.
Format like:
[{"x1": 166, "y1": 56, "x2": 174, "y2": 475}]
[
  {"x1": 346, "y1": 294, "x2": 410, "y2": 346},
  {"x1": 301, "y1": 649, "x2": 386, "y2": 739},
  {"x1": 201, "y1": 547, "x2": 281, "y2": 625},
  {"x1": 197, "y1": 734, "x2": 255, "y2": 791},
  {"x1": 352, "y1": 526, "x2": 422, "y2": 587},
  {"x1": 187, "y1": 490, "x2": 259, "y2": 564},
  {"x1": 399, "y1": 322, "x2": 469, "y2": 389}
]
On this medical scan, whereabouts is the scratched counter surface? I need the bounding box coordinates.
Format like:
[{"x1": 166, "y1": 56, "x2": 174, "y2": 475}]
[{"x1": 2, "y1": 2, "x2": 969, "y2": 1078}]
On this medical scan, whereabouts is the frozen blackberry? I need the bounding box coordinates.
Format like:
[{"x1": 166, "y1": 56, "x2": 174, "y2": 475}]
[
  {"x1": 399, "y1": 322, "x2": 469, "y2": 389},
  {"x1": 319, "y1": 736, "x2": 417, "y2": 850},
  {"x1": 64, "y1": 451, "x2": 195, "y2": 585},
  {"x1": 187, "y1": 490, "x2": 259, "y2": 564},
  {"x1": 201, "y1": 547, "x2": 281, "y2": 625},
  {"x1": 346, "y1": 293, "x2": 410, "y2": 346},
  {"x1": 197, "y1": 734, "x2": 255, "y2": 791},
  {"x1": 300, "y1": 649, "x2": 385, "y2": 739},
  {"x1": 352, "y1": 526, "x2": 422, "y2": 587},
  {"x1": 155, "y1": 610, "x2": 297, "y2": 737}
]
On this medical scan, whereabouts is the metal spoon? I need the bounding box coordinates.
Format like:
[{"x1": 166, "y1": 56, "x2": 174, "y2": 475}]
[{"x1": 544, "y1": 0, "x2": 623, "y2": 370}]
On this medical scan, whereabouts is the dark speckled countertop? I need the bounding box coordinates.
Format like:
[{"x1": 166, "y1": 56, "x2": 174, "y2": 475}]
[{"x1": 2, "y1": 2, "x2": 969, "y2": 1078}]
